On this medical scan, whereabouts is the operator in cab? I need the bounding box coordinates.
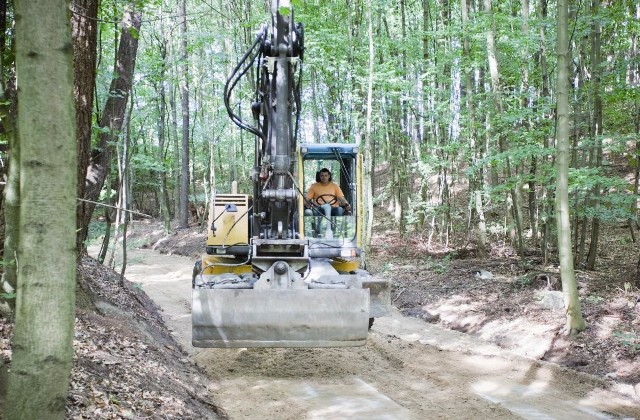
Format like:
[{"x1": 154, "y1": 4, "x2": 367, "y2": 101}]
[{"x1": 304, "y1": 168, "x2": 352, "y2": 217}]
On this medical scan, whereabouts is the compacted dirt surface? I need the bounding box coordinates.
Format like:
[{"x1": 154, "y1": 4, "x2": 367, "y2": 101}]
[
  {"x1": 2, "y1": 216, "x2": 640, "y2": 418},
  {"x1": 110, "y1": 244, "x2": 639, "y2": 419}
]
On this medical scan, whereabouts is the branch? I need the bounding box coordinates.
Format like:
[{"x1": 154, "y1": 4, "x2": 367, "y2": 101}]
[{"x1": 77, "y1": 198, "x2": 152, "y2": 219}]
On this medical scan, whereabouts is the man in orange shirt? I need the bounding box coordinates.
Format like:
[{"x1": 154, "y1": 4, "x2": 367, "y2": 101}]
[{"x1": 304, "y1": 168, "x2": 351, "y2": 237}]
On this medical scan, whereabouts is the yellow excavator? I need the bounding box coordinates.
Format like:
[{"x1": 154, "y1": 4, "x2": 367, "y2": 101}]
[{"x1": 191, "y1": 1, "x2": 390, "y2": 348}]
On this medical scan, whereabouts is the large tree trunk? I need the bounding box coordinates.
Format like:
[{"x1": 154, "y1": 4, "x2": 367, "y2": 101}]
[
  {"x1": 82, "y1": 6, "x2": 141, "y2": 239},
  {"x1": 556, "y1": 0, "x2": 587, "y2": 335},
  {"x1": 71, "y1": 0, "x2": 99, "y2": 257},
  {"x1": 6, "y1": 1, "x2": 77, "y2": 417}
]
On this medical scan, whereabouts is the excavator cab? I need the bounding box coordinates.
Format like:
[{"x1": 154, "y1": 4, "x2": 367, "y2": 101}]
[{"x1": 300, "y1": 143, "x2": 361, "y2": 245}]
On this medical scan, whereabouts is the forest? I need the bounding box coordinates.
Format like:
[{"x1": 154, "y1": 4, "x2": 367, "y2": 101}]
[{"x1": 0, "y1": 0, "x2": 639, "y2": 418}]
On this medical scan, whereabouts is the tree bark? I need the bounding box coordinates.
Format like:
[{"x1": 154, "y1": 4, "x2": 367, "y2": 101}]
[
  {"x1": 484, "y1": 0, "x2": 524, "y2": 257},
  {"x1": 156, "y1": 33, "x2": 171, "y2": 234},
  {"x1": 6, "y1": 1, "x2": 77, "y2": 417},
  {"x1": 462, "y1": 0, "x2": 487, "y2": 256},
  {"x1": 363, "y1": 0, "x2": 375, "y2": 260},
  {"x1": 586, "y1": 0, "x2": 603, "y2": 271},
  {"x1": 82, "y1": 5, "x2": 141, "y2": 239},
  {"x1": 556, "y1": 0, "x2": 587, "y2": 335},
  {"x1": 1, "y1": 80, "x2": 17, "y2": 312},
  {"x1": 71, "y1": 0, "x2": 99, "y2": 257},
  {"x1": 178, "y1": 0, "x2": 190, "y2": 229}
]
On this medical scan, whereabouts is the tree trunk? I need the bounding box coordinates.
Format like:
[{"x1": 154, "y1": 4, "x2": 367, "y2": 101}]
[
  {"x1": 98, "y1": 205, "x2": 111, "y2": 264},
  {"x1": 363, "y1": 0, "x2": 375, "y2": 261},
  {"x1": 0, "y1": 0, "x2": 17, "y2": 313},
  {"x1": 178, "y1": 0, "x2": 190, "y2": 229},
  {"x1": 484, "y1": 0, "x2": 524, "y2": 257},
  {"x1": 157, "y1": 38, "x2": 171, "y2": 233},
  {"x1": 169, "y1": 47, "x2": 181, "y2": 221},
  {"x1": 1, "y1": 82, "x2": 17, "y2": 312},
  {"x1": 6, "y1": 1, "x2": 77, "y2": 417},
  {"x1": 83, "y1": 5, "x2": 141, "y2": 240},
  {"x1": 586, "y1": 0, "x2": 603, "y2": 271},
  {"x1": 556, "y1": 0, "x2": 587, "y2": 335},
  {"x1": 461, "y1": 0, "x2": 487, "y2": 256},
  {"x1": 118, "y1": 95, "x2": 134, "y2": 285},
  {"x1": 537, "y1": 0, "x2": 553, "y2": 263},
  {"x1": 71, "y1": 0, "x2": 99, "y2": 257}
]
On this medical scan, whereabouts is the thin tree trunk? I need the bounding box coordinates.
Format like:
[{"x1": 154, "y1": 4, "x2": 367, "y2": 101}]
[
  {"x1": 156, "y1": 16, "x2": 171, "y2": 233},
  {"x1": 169, "y1": 47, "x2": 181, "y2": 221},
  {"x1": 1, "y1": 80, "x2": 17, "y2": 312},
  {"x1": 119, "y1": 93, "x2": 134, "y2": 285},
  {"x1": 363, "y1": 0, "x2": 375, "y2": 261},
  {"x1": 556, "y1": 0, "x2": 587, "y2": 335},
  {"x1": 484, "y1": 0, "x2": 524, "y2": 257},
  {"x1": 586, "y1": 0, "x2": 603, "y2": 271},
  {"x1": 461, "y1": 0, "x2": 487, "y2": 256},
  {"x1": 178, "y1": 0, "x2": 190, "y2": 229},
  {"x1": 98, "y1": 205, "x2": 111, "y2": 264}
]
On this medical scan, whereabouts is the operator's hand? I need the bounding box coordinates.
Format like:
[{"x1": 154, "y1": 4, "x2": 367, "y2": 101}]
[{"x1": 343, "y1": 203, "x2": 352, "y2": 214}]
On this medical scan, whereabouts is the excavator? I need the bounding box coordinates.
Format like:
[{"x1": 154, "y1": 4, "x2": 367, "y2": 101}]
[{"x1": 191, "y1": 1, "x2": 390, "y2": 348}]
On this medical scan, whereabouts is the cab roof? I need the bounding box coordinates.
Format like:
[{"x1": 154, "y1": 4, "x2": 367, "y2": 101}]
[{"x1": 299, "y1": 143, "x2": 359, "y2": 159}]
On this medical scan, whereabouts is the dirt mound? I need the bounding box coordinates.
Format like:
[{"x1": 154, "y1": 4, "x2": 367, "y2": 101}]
[
  {"x1": 367, "y1": 217, "x2": 640, "y2": 388},
  {"x1": 0, "y1": 255, "x2": 225, "y2": 419}
]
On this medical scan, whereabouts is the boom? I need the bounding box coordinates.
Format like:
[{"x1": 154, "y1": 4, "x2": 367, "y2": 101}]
[{"x1": 224, "y1": 0, "x2": 304, "y2": 240}]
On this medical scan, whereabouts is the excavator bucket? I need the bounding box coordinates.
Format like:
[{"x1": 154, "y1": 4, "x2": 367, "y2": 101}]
[{"x1": 192, "y1": 288, "x2": 370, "y2": 348}]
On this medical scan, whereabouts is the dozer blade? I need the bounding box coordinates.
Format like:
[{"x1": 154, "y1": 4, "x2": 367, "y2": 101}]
[{"x1": 192, "y1": 288, "x2": 370, "y2": 348}]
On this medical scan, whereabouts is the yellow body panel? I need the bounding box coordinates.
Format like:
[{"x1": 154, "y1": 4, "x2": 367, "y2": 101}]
[
  {"x1": 207, "y1": 194, "x2": 250, "y2": 247},
  {"x1": 330, "y1": 259, "x2": 360, "y2": 273},
  {"x1": 297, "y1": 148, "x2": 305, "y2": 238},
  {"x1": 200, "y1": 254, "x2": 252, "y2": 275}
]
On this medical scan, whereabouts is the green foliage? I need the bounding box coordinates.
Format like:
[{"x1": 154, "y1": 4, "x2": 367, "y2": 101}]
[
  {"x1": 584, "y1": 294, "x2": 605, "y2": 304},
  {"x1": 278, "y1": 6, "x2": 291, "y2": 17},
  {"x1": 612, "y1": 330, "x2": 639, "y2": 354},
  {"x1": 513, "y1": 275, "x2": 533, "y2": 290},
  {"x1": 568, "y1": 167, "x2": 637, "y2": 221},
  {"x1": 425, "y1": 255, "x2": 451, "y2": 275},
  {"x1": 0, "y1": 258, "x2": 14, "y2": 267},
  {"x1": 86, "y1": 221, "x2": 108, "y2": 244},
  {"x1": 381, "y1": 262, "x2": 393, "y2": 274},
  {"x1": 79, "y1": 0, "x2": 640, "y2": 266}
]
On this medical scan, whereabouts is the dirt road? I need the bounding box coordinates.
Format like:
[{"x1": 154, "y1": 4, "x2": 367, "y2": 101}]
[{"x1": 114, "y1": 248, "x2": 640, "y2": 419}]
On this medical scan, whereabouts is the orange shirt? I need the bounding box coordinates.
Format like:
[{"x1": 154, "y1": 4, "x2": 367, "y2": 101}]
[{"x1": 306, "y1": 182, "x2": 345, "y2": 207}]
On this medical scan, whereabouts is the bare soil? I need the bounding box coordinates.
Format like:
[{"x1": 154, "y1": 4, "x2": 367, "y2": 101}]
[
  {"x1": 1, "y1": 213, "x2": 640, "y2": 418},
  {"x1": 365, "y1": 215, "x2": 640, "y2": 388},
  {"x1": 132, "y1": 216, "x2": 640, "y2": 417},
  {"x1": 142, "y1": 216, "x2": 640, "y2": 389},
  {"x1": 1, "y1": 254, "x2": 224, "y2": 419}
]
